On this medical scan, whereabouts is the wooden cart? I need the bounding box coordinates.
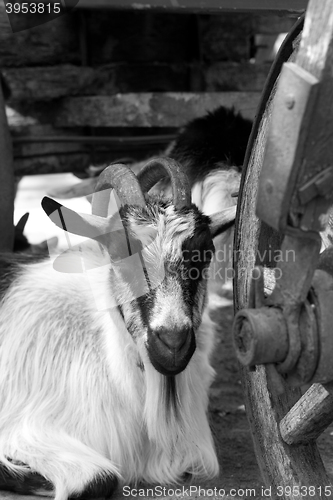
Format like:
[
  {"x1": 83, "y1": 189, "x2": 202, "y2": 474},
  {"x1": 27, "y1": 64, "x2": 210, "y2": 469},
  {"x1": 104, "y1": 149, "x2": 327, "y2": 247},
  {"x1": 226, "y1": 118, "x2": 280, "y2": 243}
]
[{"x1": 233, "y1": 1, "x2": 333, "y2": 497}]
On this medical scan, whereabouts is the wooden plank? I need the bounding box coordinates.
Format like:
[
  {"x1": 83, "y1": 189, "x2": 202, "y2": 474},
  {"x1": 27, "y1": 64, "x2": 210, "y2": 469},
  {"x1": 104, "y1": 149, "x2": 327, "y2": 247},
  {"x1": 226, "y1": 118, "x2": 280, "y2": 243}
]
[
  {"x1": 11, "y1": 133, "x2": 176, "y2": 176},
  {"x1": 13, "y1": 138, "x2": 87, "y2": 158},
  {"x1": 43, "y1": 0, "x2": 308, "y2": 13},
  {"x1": 280, "y1": 384, "x2": 333, "y2": 445},
  {"x1": 53, "y1": 92, "x2": 260, "y2": 127},
  {"x1": 2, "y1": 63, "x2": 190, "y2": 102},
  {"x1": 2, "y1": 65, "x2": 103, "y2": 102},
  {"x1": 0, "y1": 67, "x2": 14, "y2": 252},
  {"x1": 205, "y1": 62, "x2": 271, "y2": 91},
  {"x1": 10, "y1": 129, "x2": 176, "y2": 175},
  {"x1": 3, "y1": 63, "x2": 269, "y2": 101},
  {"x1": 13, "y1": 153, "x2": 90, "y2": 176}
]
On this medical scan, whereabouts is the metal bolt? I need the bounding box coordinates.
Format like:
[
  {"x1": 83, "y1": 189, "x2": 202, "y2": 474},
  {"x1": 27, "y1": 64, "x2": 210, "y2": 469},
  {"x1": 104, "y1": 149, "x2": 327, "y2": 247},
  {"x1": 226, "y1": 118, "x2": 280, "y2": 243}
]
[{"x1": 285, "y1": 94, "x2": 295, "y2": 109}]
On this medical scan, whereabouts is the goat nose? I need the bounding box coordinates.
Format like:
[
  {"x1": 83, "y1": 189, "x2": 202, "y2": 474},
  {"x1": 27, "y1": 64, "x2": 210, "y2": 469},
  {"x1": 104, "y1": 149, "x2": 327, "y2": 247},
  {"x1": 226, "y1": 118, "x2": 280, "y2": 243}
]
[{"x1": 157, "y1": 326, "x2": 191, "y2": 351}]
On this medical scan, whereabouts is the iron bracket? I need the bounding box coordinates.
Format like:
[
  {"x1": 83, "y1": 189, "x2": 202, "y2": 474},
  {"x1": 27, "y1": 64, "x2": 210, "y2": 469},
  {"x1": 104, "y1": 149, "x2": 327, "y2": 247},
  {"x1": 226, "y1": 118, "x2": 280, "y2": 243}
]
[{"x1": 256, "y1": 61, "x2": 319, "y2": 234}]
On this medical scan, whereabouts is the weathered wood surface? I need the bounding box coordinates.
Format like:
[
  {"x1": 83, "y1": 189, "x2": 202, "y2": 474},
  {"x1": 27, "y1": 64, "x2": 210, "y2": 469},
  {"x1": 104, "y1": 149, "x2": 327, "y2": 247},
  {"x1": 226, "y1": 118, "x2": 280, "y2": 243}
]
[
  {"x1": 280, "y1": 384, "x2": 333, "y2": 445},
  {"x1": 233, "y1": 8, "x2": 333, "y2": 495},
  {"x1": 2, "y1": 65, "x2": 107, "y2": 101},
  {"x1": 52, "y1": 92, "x2": 260, "y2": 128},
  {"x1": 42, "y1": 0, "x2": 308, "y2": 13},
  {"x1": 10, "y1": 126, "x2": 91, "y2": 177},
  {"x1": 234, "y1": 95, "x2": 332, "y2": 497},
  {"x1": 289, "y1": 0, "x2": 333, "y2": 232},
  {"x1": 2, "y1": 63, "x2": 191, "y2": 101},
  {"x1": 13, "y1": 153, "x2": 91, "y2": 176},
  {"x1": 205, "y1": 62, "x2": 271, "y2": 91},
  {"x1": 0, "y1": 68, "x2": 14, "y2": 251},
  {"x1": 11, "y1": 132, "x2": 175, "y2": 175},
  {"x1": 3, "y1": 63, "x2": 272, "y2": 101},
  {"x1": 13, "y1": 138, "x2": 87, "y2": 158}
]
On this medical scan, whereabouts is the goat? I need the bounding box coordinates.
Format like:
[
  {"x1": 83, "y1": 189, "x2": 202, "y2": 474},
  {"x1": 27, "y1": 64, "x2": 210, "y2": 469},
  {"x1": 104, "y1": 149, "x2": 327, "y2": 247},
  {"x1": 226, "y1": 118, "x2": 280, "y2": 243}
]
[{"x1": 0, "y1": 158, "x2": 236, "y2": 500}]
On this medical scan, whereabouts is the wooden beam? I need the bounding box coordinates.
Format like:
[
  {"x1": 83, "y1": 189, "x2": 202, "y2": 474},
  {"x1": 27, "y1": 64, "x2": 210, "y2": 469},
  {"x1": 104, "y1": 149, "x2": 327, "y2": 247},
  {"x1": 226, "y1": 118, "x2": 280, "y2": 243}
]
[
  {"x1": 11, "y1": 133, "x2": 176, "y2": 175},
  {"x1": 2, "y1": 63, "x2": 270, "y2": 102},
  {"x1": 0, "y1": 68, "x2": 14, "y2": 252},
  {"x1": 13, "y1": 153, "x2": 91, "y2": 176},
  {"x1": 53, "y1": 92, "x2": 260, "y2": 128},
  {"x1": 43, "y1": 0, "x2": 308, "y2": 13},
  {"x1": 2, "y1": 65, "x2": 104, "y2": 102},
  {"x1": 10, "y1": 129, "x2": 177, "y2": 175},
  {"x1": 2, "y1": 63, "x2": 191, "y2": 102},
  {"x1": 205, "y1": 62, "x2": 271, "y2": 92}
]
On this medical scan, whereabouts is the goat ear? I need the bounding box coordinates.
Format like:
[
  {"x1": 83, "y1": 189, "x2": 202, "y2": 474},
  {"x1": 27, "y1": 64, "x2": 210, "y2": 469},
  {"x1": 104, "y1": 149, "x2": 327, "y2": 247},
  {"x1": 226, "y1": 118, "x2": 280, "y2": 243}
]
[
  {"x1": 209, "y1": 206, "x2": 236, "y2": 238},
  {"x1": 15, "y1": 212, "x2": 29, "y2": 234},
  {"x1": 41, "y1": 197, "x2": 111, "y2": 241}
]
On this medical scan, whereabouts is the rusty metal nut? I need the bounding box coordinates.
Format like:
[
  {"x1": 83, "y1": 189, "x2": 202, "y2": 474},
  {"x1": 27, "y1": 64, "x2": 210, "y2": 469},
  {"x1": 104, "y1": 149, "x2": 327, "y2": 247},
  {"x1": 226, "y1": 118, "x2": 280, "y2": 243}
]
[
  {"x1": 284, "y1": 297, "x2": 319, "y2": 385},
  {"x1": 233, "y1": 307, "x2": 288, "y2": 367}
]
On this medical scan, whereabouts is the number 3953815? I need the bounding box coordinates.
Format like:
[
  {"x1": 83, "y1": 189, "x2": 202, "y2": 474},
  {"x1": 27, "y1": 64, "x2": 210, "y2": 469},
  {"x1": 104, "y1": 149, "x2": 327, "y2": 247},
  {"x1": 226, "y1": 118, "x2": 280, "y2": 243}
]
[{"x1": 5, "y1": 3, "x2": 61, "y2": 14}]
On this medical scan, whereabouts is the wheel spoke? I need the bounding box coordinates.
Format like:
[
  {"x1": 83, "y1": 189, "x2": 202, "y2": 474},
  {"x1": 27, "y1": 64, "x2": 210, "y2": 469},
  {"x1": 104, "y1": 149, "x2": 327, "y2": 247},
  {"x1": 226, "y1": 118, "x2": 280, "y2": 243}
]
[{"x1": 280, "y1": 384, "x2": 333, "y2": 445}]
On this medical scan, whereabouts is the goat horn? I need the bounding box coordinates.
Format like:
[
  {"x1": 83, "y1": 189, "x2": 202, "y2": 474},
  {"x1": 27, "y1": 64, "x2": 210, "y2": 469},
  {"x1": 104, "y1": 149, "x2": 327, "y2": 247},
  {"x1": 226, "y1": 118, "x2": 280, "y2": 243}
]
[
  {"x1": 137, "y1": 157, "x2": 191, "y2": 209},
  {"x1": 92, "y1": 163, "x2": 146, "y2": 217}
]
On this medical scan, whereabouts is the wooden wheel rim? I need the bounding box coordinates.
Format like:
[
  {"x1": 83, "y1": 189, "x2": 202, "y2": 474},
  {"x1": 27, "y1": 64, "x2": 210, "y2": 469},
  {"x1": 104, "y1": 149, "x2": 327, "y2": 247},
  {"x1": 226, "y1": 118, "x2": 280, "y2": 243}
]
[{"x1": 233, "y1": 15, "x2": 332, "y2": 498}]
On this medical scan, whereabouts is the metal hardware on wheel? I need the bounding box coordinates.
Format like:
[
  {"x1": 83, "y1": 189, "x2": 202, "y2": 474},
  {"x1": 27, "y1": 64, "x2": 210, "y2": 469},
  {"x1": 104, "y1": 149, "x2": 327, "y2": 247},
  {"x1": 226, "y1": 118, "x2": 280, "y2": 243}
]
[
  {"x1": 233, "y1": 230, "x2": 323, "y2": 386},
  {"x1": 233, "y1": 3, "x2": 333, "y2": 388},
  {"x1": 256, "y1": 62, "x2": 319, "y2": 234}
]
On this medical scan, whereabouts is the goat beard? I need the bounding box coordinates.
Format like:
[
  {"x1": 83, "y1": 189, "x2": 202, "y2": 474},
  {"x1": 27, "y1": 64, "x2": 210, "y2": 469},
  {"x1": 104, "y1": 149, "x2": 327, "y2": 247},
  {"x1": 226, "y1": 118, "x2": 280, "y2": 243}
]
[
  {"x1": 137, "y1": 338, "x2": 192, "y2": 451},
  {"x1": 134, "y1": 332, "x2": 219, "y2": 482}
]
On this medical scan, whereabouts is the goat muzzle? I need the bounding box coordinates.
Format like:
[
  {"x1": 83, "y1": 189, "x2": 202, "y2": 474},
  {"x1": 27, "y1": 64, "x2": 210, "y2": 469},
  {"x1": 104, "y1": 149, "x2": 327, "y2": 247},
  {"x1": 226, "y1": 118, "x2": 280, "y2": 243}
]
[{"x1": 147, "y1": 326, "x2": 196, "y2": 376}]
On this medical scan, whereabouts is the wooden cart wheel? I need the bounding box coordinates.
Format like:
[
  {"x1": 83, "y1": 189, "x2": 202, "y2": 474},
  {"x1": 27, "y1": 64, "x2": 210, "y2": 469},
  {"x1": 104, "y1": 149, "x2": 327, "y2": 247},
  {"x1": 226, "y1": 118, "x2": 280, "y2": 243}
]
[{"x1": 233, "y1": 11, "x2": 333, "y2": 499}]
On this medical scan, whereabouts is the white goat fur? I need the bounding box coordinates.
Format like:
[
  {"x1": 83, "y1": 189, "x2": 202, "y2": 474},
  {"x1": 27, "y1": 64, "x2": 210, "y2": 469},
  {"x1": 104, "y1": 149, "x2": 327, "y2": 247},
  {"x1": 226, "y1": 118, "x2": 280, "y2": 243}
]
[{"x1": 0, "y1": 199, "x2": 228, "y2": 499}]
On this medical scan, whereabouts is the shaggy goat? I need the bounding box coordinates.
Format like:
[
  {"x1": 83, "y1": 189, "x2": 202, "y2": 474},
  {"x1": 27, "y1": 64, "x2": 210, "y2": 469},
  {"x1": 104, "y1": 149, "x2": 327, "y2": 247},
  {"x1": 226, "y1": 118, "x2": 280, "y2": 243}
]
[{"x1": 0, "y1": 158, "x2": 236, "y2": 500}]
